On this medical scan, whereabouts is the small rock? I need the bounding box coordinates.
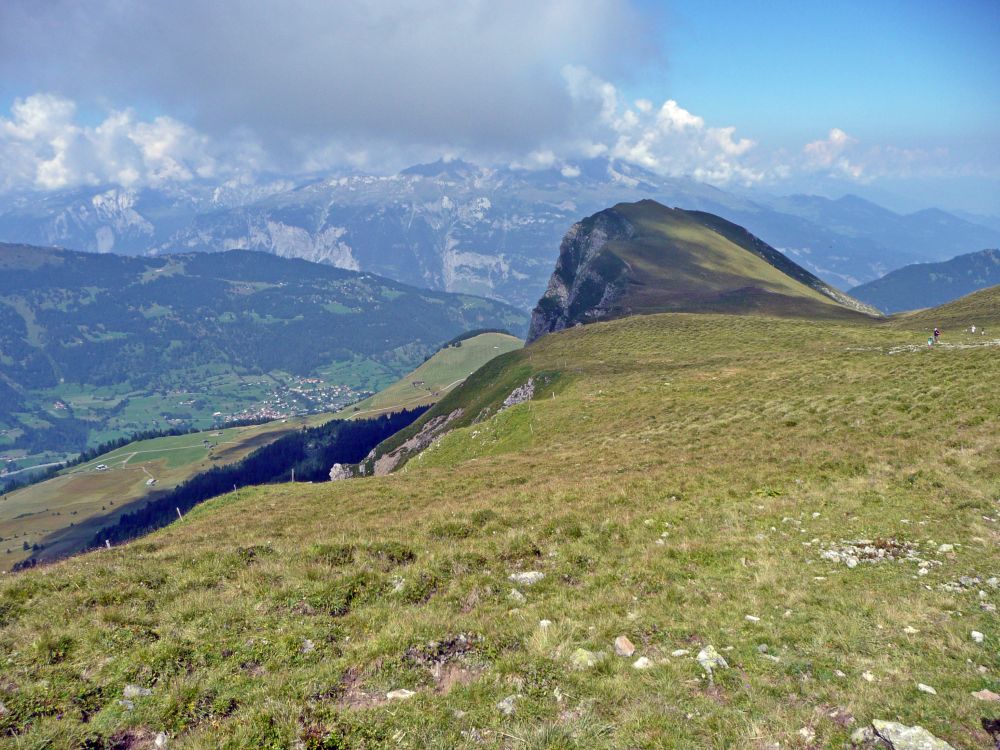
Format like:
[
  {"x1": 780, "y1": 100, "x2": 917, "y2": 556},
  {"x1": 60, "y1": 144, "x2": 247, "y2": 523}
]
[
  {"x1": 696, "y1": 645, "x2": 728, "y2": 674},
  {"x1": 539, "y1": 619, "x2": 552, "y2": 629},
  {"x1": 509, "y1": 571, "x2": 544, "y2": 586},
  {"x1": 301, "y1": 639, "x2": 315, "y2": 654},
  {"x1": 0, "y1": 701, "x2": 5, "y2": 716},
  {"x1": 834, "y1": 669, "x2": 847, "y2": 678},
  {"x1": 757, "y1": 644, "x2": 769, "y2": 653},
  {"x1": 117, "y1": 700, "x2": 135, "y2": 710},
  {"x1": 972, "y1": 689, "x2": 1000, "y2": 702},
  {"x1": 614, "y1": 635, "x2": 636, "y2": 657},
  {"x1": 745, "y1": 615, "x2": 761, "y2": 623},
  {"x1": 633, "y1": 656, "x2": 653, "y2": 670},
  {"x1": 154, "y1": 733, "x2": 168, "y2": 749},
  {"x1": 508, "y1": 589, "x2": 526, "y2": 604},
  {"x1": 937, "y1": 544, "x2": 954, "y2": 553},
  {"x1": 123, "y1": 684, "x2": 152, "y2": 699},
  {"x1": 570, "y1": 648, "x2": 601, "y2": 669},
  {"x1": 971, "y1": 630, "x2": 985, "y2": 643},
  {"x1": 497, "y1": 694, "x2": 517, "y2": 715},
  {"x1": 671, "y1": 649, "x2": 690, "y2": 657},
  {"x1": 916, "y1": 683, "x2": 937, "y2": 695},
  {"x1": 387, "y1": 688, "x2": 416, "y2": 702},
  {"x1": 850, "y1": 726, "x2": 877, "y2": 744},
  {"x1": 903, "y1": 626, "x2": 918, "y2": 634},
  {"x1": 862, "y1": 671, "x2": 875, "y2": 682},
  {"x1": 798, "y1": 727, "x2": 815, "y2": 742},
  {"x1": 870, "y1": 719, "x2": 955, "y2": 750}
]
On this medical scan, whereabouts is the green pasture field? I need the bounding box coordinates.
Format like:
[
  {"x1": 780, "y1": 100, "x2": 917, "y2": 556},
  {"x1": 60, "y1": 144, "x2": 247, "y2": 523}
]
[
  {"x1": 0, "y1": 414, "x2": 331, "y2": 572},
  {"x1": 0, "y1": 290, "x2": 996, "y2": 747},
  {"x1": 336, "y1": 333, "x2": 523, "y2": 419}
]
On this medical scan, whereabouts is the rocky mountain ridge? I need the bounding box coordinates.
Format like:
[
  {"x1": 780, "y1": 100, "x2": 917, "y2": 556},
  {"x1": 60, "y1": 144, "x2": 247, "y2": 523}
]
[
  {"x1": 2, "y1": 159, "x2": 999, "y2": 309},
  {"x1": 527, "y1": 200, "x2": 878, "y2": 342}
]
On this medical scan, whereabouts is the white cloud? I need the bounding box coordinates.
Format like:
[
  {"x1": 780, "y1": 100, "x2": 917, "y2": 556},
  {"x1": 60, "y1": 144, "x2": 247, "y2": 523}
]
[
  {"x1": 560, "y1": 66, "x2": 764, "y2": 185},
  {"x1": 803, "y1": 128, "x2": 865, "y2": 179},
  {"x1": 0, "y1": 94, "x2": 222, "y2": 192}
]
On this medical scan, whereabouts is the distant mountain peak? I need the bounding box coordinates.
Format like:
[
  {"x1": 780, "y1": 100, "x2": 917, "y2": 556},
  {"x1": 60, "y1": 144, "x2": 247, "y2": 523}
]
[
  {"x1": 527, "y1": 200, "x2": 877, "y2": 342},
  {"x1": 399, "y1": 158, "x2": 481, "y2": 178},
  {"x1": 849, "y1": 248, "x2": 1000, "y2": 313}
]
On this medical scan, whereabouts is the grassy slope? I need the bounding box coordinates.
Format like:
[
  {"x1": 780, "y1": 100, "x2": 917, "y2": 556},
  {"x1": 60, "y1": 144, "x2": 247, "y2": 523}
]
[
  {"x1": 0, "y1": 415, "x2": 330, "y2": 572},
  {"x1": 334, "y1": 333, "x2": 523, "y2": 420},
  {"x1": 0, "y1": 309, "x2": 997, "y2": 748},
  {"x1": 891, "y1": 283, "x2": 1000, "y2": 331},
  {"x1": 604, "y1": 202, "x2": 874, "y2": 320}
]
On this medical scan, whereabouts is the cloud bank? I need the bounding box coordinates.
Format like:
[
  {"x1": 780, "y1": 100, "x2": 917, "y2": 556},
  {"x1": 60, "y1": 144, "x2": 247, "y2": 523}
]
[
  {"x1": 0, "y1": 0, "x2": 655, "y2": 150},
  {"x1": 0, "y1": 2, "x2": 985, "y2": 198}
]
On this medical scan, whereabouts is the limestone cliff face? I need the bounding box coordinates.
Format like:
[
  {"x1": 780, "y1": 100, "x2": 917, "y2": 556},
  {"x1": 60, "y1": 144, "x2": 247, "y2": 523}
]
[{"x1": 526, "y1": 209, "x2": 636, "y2": 343}]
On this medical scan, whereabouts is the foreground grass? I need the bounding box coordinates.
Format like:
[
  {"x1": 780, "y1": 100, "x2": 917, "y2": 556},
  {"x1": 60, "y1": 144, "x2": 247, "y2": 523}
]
[{"x1": 0, "y1": 312, "x2": 997, "y2": 748}]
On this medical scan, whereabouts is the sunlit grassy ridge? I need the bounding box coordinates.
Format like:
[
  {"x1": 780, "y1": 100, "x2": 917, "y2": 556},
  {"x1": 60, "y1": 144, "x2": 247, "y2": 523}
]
[
  {"x1": 0, "y1": 307, "x2": 997, "y2": 748},
  {"x1": 893, "y1": 284, "x2": 1000, "y2": 331},
  {"x1": 334, "y1": 333, "x2": 523, "y2": 420}
]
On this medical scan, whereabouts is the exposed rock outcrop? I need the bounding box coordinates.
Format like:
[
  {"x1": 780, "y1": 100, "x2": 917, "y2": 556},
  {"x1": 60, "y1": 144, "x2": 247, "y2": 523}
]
[
  {"x1": 368, "y1": 409, "x2": 464, "y2": 476},
  {"x1": 499, "y1": 378, "x2": 535, "y2": 411},
  {"x1": 526, "y1": 210, "x2": 637, "y2": 343},
  {"x1": 328, "y1": 463, "x2": 353, "y2": 482}
]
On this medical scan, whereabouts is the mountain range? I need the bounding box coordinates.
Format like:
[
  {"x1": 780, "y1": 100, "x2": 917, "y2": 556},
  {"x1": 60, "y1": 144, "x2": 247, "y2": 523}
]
[
  {"x1": 2, "y1": 158, "x2": 998, "y2": 309},
  {"x1": 848, "y1": 248, "x2": 1000, "y2": 314}
]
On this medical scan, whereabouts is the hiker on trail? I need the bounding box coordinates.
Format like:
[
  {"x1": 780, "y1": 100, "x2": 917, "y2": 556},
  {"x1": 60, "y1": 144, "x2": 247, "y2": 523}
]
[{"x1": 933, "y1": 327, "x2": 940, "y2": 343}]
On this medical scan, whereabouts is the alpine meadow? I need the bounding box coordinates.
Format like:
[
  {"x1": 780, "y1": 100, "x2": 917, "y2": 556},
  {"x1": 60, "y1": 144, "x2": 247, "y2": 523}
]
[{"x1": 0, "y1": 2, "x2": 998, "y2": 749}]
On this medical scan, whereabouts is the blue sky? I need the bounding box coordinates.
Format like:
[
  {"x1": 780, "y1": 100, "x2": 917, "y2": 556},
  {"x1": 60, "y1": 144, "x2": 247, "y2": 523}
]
[
  {"x1": 0, "y1": 0, "x2": 996, "y2": 213},
  {"x1": 643, "y1": 0, "x2": 999, "y2": 147}
]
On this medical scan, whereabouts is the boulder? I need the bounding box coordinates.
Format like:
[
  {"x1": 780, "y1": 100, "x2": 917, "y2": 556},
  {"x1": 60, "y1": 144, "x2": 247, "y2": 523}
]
[
  {"x1": 614, "y1": 635, "x2": 636, "y2": 657},
  {"x1": 872, "y1": 720, "x2": 954, "y2": 749},
  {"x1": 570, "y1": 648, "x2": 602, "y2": 670},
  {"x1": 386, "y1": 688, "x2": 415, "y2": 701},
  {"x1": 328, "y1": 463, "x2": 352, "y2": 481},
  {"x1": 696, "y1": 645, "x2": 728, "y2": 674},
  {"x1": 509, "y1": 571, "x2": 544, "y2": 586}
]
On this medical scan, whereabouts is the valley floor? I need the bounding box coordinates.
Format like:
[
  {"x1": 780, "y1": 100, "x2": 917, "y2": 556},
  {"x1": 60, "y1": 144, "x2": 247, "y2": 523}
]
[{"x1": 0, "y1": 313, "x2": 997, "y2": 748}]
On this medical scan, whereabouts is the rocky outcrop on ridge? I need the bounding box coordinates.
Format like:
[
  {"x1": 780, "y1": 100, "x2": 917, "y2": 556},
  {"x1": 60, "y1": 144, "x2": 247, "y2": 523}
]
[{"x1": 526, "y1": 210, "x2": 637, "y2": 343}]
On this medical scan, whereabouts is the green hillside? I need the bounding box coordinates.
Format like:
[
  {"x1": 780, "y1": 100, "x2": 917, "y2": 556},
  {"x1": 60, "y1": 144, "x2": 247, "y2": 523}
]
[
  {"x1": 528, "y1": 201, "x2": 877, "y2": 341},
  {"x1": 1, "y1": 332, "x2": 520, "y2": 573},
  {"x1": 850, "y1": 249, "x2": 1000, "y2": 313},
  {"x1": 335, "y1": 332, "x2": 523, "y2": 420},
  {"x1": 891, "y1": 284, "x2": 1000, "y2": 332},
  {"x1": 0, "y1": 303, "x2": 996, "y2": 747},
  {"x1": 0, "y1": 244, "x2": 527, "y2": 471},
  {"x1": 0, "y1": 415, "x2": 330, "y2": 572}
]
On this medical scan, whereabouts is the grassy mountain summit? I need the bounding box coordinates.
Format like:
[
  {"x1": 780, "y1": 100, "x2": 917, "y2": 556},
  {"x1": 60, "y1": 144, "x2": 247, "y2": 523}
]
[
  {"x1": 0, "y1": 293, "x2": 995, "y2": 746},
  {"x1": 528, "y1": 200, "x2": 877, "y2": 342}
]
